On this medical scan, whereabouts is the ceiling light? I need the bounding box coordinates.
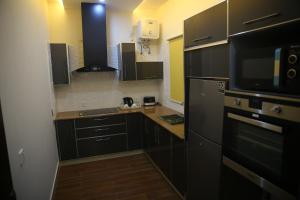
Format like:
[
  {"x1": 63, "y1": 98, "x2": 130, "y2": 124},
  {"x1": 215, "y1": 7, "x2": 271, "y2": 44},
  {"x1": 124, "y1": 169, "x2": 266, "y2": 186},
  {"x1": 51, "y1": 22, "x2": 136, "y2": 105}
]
[{"x1": 99, "y1": 0, "x2": 106, "y2": 3}]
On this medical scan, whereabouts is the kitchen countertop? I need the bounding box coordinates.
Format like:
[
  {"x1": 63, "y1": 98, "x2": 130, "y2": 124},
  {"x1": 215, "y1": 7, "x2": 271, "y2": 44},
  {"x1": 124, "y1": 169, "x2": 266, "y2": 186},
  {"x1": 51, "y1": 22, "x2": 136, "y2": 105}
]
[{"x1": 55, "y1": 105, "x2": 185, "y2": 140}]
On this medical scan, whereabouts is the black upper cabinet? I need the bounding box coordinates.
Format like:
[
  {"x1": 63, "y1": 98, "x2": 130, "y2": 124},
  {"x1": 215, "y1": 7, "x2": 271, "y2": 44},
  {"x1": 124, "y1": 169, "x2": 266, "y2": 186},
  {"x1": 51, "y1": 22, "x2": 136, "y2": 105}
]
[
  {"x1": 50, "y1": 44, "x2": 70, "y2": 85},
  {"x1": 117, "y1": 43, "x2": 137, "y2": 81},
  {"x1": 136, "y1": 62, "x2": 163, "y2": 80},
  {"x1": 81, "y1": 3, "x2": 107, "y2": 68},
  {"x1": 229, "y1": 0, "x2": 300, "y2": 36},
  {"x1": 127, "y1": 113, "x2": 143, "y2": 150},
  {"x1": 184, "y1": 1, "x2": 227, "y2": 48},
  {"x1": 185, "y1": 44, "x2": 229, "y2": 78},
  {"x1": 55, "y1": 120, "x2": 77, "y2": 161}
]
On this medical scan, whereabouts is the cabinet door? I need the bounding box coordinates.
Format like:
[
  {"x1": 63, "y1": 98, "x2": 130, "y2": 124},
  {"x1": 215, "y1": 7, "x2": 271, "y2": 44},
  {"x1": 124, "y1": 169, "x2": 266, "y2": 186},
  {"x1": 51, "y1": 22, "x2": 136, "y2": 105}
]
[
  {"x1": 50, "y1": 44, "x2": 69, "y2": 85},
  {"x1": 229, "y1": 0, "x2": 300, "y2": 36},
  {"x1": 144, "y1": 118, "x2": 156, "y2": 156},
  {"x1": 55, "y1": 120, "x2": 77, "y2": 161},
  {"x1": 156, "y1": 127, "x2": 172, "y2": 179},
  {"x1": 187, "y1": 131, "x2": 222, "y2": 200},
  {"x1": 136, "y1": 62, "x2": 163, "y2": 80},
  {"x1": 172, "y1": 136, "x2": 186, "y2": 196},
  {"x1": 118, "y1": 43, "x2": 136, "y2": 81},
  {"x1": 127, "y1": 113, "x2": 142, "y2": 150},
  {"x1": 185, "y1": 44, "x2": 229, "y2": 78},
  {"x1": 184, "y1": 1, "x2": 227, "y2": 48},
  {"x1": 77, "y1": 134, "x2": 127, "y2": 158}
]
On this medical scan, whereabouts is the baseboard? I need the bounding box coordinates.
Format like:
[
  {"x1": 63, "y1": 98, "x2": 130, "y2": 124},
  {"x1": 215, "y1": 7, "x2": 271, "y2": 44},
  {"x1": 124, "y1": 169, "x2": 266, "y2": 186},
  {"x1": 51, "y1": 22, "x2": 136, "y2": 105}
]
[
  {"x1": 49, "y1": 161, "x2": 59, "y2": 200},
  {"x1": 59, "y1": 150, "x2": 144, "y2": 166}
]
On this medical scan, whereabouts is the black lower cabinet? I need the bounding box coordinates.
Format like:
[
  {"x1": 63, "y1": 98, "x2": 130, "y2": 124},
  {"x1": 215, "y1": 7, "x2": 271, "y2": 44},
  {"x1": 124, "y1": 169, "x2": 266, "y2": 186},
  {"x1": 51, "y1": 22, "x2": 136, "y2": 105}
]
[
  {"x1": 172, "y1": 135, "x2": 186, "y2": 196},
  {"x1": 156, "y1": 127, "x2": 172, "y2": 180},
  {"x1": 144, "y1": 117, "x2": 186, "y2": 196},
  {"x1": 187, "y1": 131, "x2": 221, "y2": 200},
  {"x1": 77, "y1": 134, "x2": 127, "y2": 158},
  {"x1": 55, "y1": 120, "x2": 77, "y2": 161},
  {"x1": 143, "y1": 117, "x2": 156, "y2": 156},
  {"x1": 127, "y1": 113, "x2": 143, "y2": 150}
]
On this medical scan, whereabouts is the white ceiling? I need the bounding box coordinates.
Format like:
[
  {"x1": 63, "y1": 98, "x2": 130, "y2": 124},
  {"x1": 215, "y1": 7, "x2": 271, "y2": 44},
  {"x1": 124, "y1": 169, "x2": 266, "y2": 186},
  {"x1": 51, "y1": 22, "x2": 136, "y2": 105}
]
[
  {"x1": 61, "y1": 0, "x2": 143, "y2": 11},
  {"x1": 136, "y1": 0, "x2": 168, "y2": 10}
]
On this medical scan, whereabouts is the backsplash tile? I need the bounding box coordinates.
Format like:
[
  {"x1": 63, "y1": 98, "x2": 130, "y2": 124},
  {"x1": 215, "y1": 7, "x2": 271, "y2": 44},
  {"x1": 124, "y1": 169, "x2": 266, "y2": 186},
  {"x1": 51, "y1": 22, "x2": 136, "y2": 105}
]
[{"x1": 55, "y1": 72, "x2": 161, "y2": 112}]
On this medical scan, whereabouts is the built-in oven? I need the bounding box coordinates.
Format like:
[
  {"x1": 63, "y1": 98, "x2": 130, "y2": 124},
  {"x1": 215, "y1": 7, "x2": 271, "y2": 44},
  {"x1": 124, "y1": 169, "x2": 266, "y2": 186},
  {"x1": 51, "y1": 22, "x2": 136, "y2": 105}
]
[
  {"x1": 222, "y1": 90, "x2": 300, "y2": 200},
  {"x1": 230, "y1": 26, "x2": 300, "y2": 96}
]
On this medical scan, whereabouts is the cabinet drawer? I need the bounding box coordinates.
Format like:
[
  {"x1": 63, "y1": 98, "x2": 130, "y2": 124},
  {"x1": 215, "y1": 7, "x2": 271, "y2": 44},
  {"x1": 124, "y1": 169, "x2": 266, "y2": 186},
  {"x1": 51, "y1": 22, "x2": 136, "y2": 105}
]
[
  {"x1": 184, "y1": 1, "x2": 227, "y2": 48},
  {"x1": 77, "y1": 134, "x2": 128, "y2": 158},
  {"x1": 75, "y1": 115, "x2": 125, "y2": 128},
  {"x1": 76, "y1": 124, "x2": 126, "y2": 139},
  {"x1": 229, "y1": 0, "x2": 300, "y2": 36}
]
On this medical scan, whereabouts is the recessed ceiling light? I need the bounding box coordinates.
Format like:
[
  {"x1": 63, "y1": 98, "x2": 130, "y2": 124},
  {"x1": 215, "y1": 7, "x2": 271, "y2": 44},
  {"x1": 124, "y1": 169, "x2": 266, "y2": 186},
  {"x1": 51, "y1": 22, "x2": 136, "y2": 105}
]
[{"x1": 99, "y1": 0, "x2": 106, "y2": 3}]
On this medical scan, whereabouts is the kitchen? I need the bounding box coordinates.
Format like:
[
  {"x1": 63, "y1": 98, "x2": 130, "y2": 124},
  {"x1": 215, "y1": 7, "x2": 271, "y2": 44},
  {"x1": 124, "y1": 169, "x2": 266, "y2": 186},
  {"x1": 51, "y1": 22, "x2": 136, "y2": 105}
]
[{"x1": 0, "y1": 0, "x2": 300, "y2": 200}]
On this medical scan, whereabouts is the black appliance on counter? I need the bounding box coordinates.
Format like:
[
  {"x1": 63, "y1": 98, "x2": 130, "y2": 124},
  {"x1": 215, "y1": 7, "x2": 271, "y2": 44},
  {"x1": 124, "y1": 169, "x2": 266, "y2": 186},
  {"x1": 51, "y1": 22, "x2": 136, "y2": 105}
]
[
  {"x1": 0, "y1": 102, "x2": 16, "y2": 200},
  {"x1": 230, "y1": 24, "x2": 300, "y2": 96},
  {"x1": 123, "y1": 97, "x2": 134, "y2": 107},
  {"x1": 222, "y1": 90, "x2": 300, "y2": 200},
  {"x1": 187, "y1": 78, "x2": 228, "y2": 200}
]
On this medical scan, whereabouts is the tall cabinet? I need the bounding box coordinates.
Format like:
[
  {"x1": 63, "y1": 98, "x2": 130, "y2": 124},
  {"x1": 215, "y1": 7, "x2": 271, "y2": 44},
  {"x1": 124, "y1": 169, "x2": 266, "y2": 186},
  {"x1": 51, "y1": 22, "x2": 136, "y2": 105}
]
[{"x1": 184, "y1": 1, "x2": 228, "y2": 200}]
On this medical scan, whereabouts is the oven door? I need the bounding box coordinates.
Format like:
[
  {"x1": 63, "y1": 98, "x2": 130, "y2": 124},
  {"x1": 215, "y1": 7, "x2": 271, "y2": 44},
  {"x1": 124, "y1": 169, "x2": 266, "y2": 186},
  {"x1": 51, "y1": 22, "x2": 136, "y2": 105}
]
[{"x1": 223, "y1": 107, "x2": 299, "y2": 199}]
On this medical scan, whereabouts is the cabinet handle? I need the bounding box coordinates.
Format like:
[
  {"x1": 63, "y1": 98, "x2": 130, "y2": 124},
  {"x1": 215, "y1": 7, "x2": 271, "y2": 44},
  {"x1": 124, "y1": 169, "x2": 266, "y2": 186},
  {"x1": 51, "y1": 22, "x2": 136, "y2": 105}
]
[
  {"x1": 193, "y1": 36, "x2": 211, "y2": 43},
  {"x1": 94, "y1": 118, "x2": 108, "y2": 121},
  {"x1": 94, "y1": 128, "x2": 110, "y2": 132},
  {"x1": 243, "y1": 13, "x2": 281, "y2": 25},
  {"x1": 95, "y1": 137, "x2": 111, "y2": 142}
]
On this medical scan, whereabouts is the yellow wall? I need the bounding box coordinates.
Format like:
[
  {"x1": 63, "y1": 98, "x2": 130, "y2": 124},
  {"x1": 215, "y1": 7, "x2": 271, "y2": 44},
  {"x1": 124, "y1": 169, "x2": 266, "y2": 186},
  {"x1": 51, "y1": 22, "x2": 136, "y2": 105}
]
[
  {"x1": 169, "y1": 36, "x2": 184, "y2": 103},
  {"x1": 155, "y1": 0, "x2": 225, "y2": 112},
  {"x1": 47, "y1": 1, "x2": 84, "y2": 70}
]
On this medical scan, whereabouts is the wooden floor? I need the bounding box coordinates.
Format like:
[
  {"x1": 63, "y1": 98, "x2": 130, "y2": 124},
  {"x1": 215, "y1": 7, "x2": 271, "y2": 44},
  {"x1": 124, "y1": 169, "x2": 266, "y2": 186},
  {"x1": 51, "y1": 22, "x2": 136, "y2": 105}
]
[{"x1": 53, "y1": 154, "x2": 181, "y2": 200}]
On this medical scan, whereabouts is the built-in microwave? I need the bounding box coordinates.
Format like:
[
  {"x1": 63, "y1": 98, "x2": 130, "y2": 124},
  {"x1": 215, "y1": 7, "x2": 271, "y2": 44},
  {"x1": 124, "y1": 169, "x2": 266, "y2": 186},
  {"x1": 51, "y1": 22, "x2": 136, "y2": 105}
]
[
  {"x1": 222, "y1": 90, "x2": 300, "y2": 200},
  {"x1": 230, "y1": 26, "x2": 300, "y2": 96}
]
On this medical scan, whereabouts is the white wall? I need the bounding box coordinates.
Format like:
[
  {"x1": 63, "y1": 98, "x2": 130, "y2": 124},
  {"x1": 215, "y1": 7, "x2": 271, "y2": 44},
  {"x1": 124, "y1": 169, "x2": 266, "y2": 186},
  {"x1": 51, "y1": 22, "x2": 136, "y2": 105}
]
[
  {"x1": 48, "y1": 6, "x2": 162, "y2": 112},
  {"x1": 55, "y1": 72, "x2": 161, "y2": 112},
  {"x1": 0, "y1": 0, "x2": 59, "y2": 199}
]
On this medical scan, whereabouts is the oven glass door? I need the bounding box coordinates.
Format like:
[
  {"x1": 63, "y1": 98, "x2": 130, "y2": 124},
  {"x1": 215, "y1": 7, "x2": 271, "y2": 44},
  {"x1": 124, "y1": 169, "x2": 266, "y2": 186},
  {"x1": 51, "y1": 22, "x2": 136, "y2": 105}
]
[
  {"x1": 223, "y1": 110, "x2": 284, "y2": 185},
  {"x1": 223, "y1": 107, "x2": 300, "y2": 197}
]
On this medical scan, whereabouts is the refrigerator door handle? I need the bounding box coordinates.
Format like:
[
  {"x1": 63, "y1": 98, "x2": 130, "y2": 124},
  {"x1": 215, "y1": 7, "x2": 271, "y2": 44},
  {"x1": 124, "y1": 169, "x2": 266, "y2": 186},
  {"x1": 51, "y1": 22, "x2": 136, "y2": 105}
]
[{"x1": 223, "y1": 156, "x2": 296, "y2": 200}]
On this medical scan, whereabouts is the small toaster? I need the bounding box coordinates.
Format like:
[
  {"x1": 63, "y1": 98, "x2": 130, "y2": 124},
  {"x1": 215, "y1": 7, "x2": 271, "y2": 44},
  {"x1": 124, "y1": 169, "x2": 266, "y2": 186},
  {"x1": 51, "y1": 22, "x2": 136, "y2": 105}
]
[{"x1": 143, "y1": 96, "x2": 156, "y2": 106}]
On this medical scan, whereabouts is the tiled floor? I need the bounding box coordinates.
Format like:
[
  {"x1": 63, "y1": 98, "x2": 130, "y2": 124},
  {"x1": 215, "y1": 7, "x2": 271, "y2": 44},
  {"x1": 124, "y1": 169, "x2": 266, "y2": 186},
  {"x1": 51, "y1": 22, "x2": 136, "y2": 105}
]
[{"x1": 53, "y1": 154, "x2": 181, "y2": 200}]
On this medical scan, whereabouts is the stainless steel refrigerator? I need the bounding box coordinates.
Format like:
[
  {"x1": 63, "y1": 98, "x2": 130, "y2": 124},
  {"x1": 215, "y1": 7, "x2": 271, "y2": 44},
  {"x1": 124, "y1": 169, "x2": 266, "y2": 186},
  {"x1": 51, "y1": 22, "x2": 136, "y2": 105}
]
[
  {"x1": 187, "y1": 78, "x2": 227, "y2": 200},
  {"x1": 0, "y1": 102, "x2": 16, "y2": 200}
]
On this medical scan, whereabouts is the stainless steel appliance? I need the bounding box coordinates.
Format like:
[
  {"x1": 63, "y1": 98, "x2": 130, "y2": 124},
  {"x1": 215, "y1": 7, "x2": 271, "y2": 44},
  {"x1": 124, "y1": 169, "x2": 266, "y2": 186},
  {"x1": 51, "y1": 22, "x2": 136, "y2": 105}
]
[
  {"x1": 143, "y1": 96, "x2": 156, "y2": 106},
  {"x1": 230, "y1": 29, "x2": 300, "y2": 96},
  {"x1": 222, "y1": 90, "x2": 300, "y2": 200},
  {"x1": 187, "y1": 78, "x2": 227, "y2": 200}
]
